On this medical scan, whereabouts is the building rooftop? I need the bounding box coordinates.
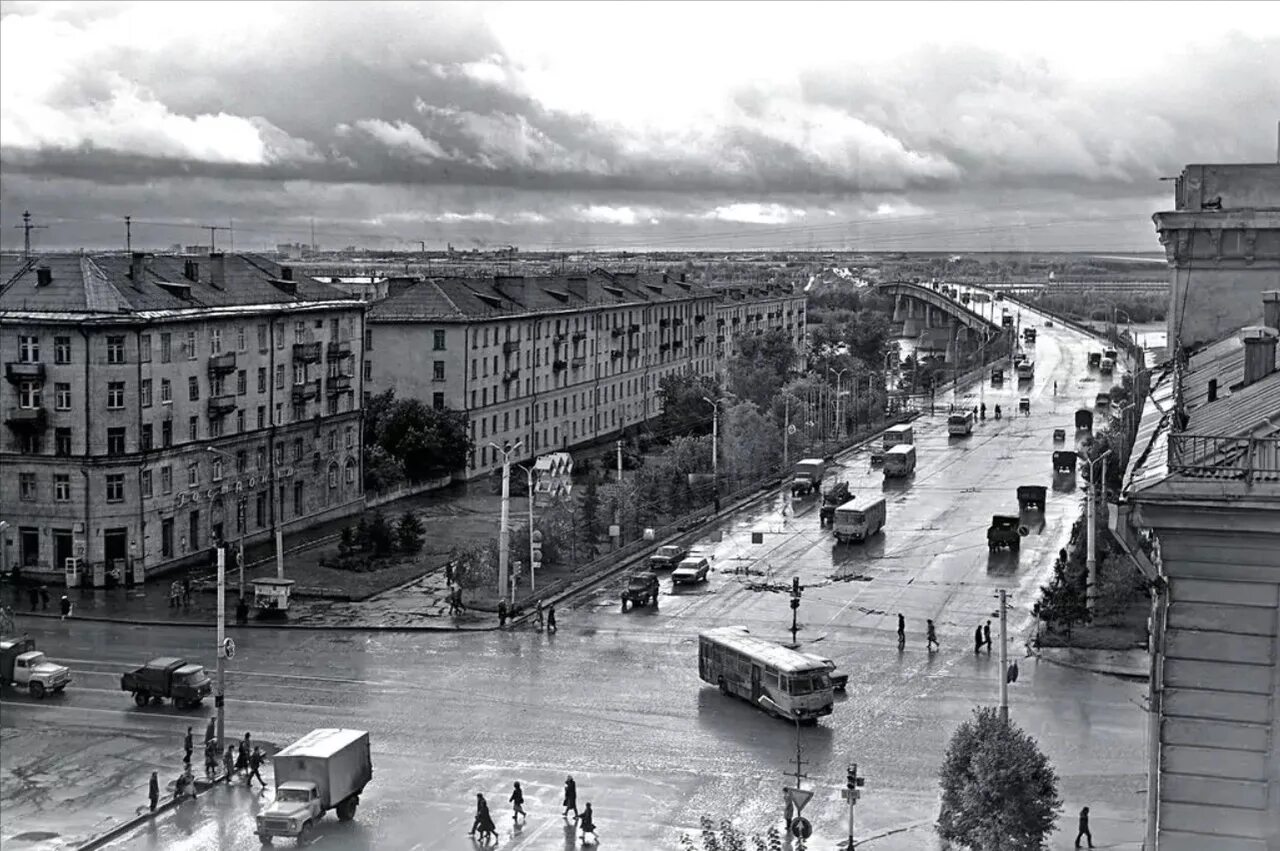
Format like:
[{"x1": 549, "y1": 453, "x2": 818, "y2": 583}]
[{"x1": 0, "y1": 252, "x2": 360, "y2": 319}]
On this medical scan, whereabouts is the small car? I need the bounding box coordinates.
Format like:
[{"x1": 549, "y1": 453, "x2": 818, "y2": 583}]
[
  {"x1": 1044, "y1": 319, "x2": 1054, "y2": 327},
  {"x1": 1053, "y1": 428, "x2": 1066, "y2": 443},
  {"x1": 648, "y1": 544, "x2": 688, "y2": 570},
  {"x1": 671, "y1": 556, "x2": 711, "y2": 585}
]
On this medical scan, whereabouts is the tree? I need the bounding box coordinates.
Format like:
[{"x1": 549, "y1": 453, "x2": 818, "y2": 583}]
[
  {"x1": 396, "y1": 510, "x2": 424, "y2": 554},
  {"x1": 381, "y1": 400, "x2": 471, "y2": 481},
  {"x1": 1036, "y1": 560, "x2": 1091, "y2": 639},
  {"x1": 453, "y1": 543, "x2": 495, "y2": 602},
  {"x1": 366, "y1": 510, "x2": 393, "y2": 556},
  {"x1": 657, "y1": 373, "x2": 720, "y2": 438},
  {"x1": 580, "y1": 476, "x2": 601, "y2": 546},
  {"x1": 937, "y1": 707, "x2": 1062, "y2": 851},
  {"x1": 727, "y1": 328, "x2": 797, "y2": 408},
  {"x1": 362, "y1": 443, "x2": 404, "y2": 493},
  {"x1": 721, "y1": 400, "x2": 782, "y2": 485}
]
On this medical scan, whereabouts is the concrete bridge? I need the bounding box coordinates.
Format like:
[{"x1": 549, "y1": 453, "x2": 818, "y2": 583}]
[{"x1": 877, "y1": 280, "x2": 1003, "y2": 363}]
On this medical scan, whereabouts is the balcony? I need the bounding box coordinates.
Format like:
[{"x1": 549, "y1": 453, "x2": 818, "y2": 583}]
[
  {"x1": 291, "y1": 379, "x2": 321, "y2": 402},
  {"x1": 326, "y1": 374, "x2": 352, "y2": 395},
  {"x1": 610, "y1": 349, "x2": 623, "y2": 360},
  {"x1": 695, "y1": 334, "x2": 707, "y2": 344},
  {"x1": 673, "y1": 318, "x2": 684, "y2": 328},
  {"x1": 207, "y1": 395, "x2": 237, "y2": 417},
  {"x1": 326, "y1": 340, "x2": 353, "y2": 361},
  {"x1": 659, "y1": 342, "x2": 671, "y2": 352},
  {"x1": 5, "y1": 362, "x2": 46, "y2": 384},
  {"x1": 695, "y1": 314, "x2": 705, "y2": 324},
  {"x1": 572, "y1": 331, "x2": 587, "y2": 343},
  {"x1": 629, "y1": 323, "x2": 641, "y2": 334},
  {"x1": 553, "y1": 333, "x2": 567, "y2": 344},
  {"x1": 552, "y1": 359, "x2": 567, "y2": 372},
  {"x1": 627, "y1": 348, "x2": 640, "y2": 358},
  {"x1": 5, "y1": 406, "x2": 48, "y2": 432},
  {"x1": 611, "y1": 327, "x2": 624, "y2": 338},
  {"x1": 571, "y1": 356, "x2": 586, "y2": 370},
  {"x1": 503, "y1": 340, "x2": 520, "y2": 354},
  {"x1": 502, "y1": 368, "x2": 520, "y2": 383},
  {"x1": 672, "y1": 340, "x2": 683, "y2": 350},
  {"x1": 207, "y1": 352, "x2": 236, "y2": 377},
  {"x1": 659, "y1": 318, "x2": 670, "y2": 328},
  {"x1": 293, "y1": 341, "x2": 322, "y2": 363},
  {"x1": 717, "y1": 318, "x2": 726, "y2": 328}
]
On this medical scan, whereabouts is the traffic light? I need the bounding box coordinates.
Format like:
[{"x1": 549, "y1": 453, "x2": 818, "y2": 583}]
[{"x1": 846, "y1": 763, "x2": 865, "y2": 802}]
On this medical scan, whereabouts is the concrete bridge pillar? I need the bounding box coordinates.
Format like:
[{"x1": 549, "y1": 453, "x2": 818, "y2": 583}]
[
  {"x1": 944, "y1": 319, "x2": 962, "y2": 364},
  {"x1": 892, "y1": 295, "x2": 906, "y2": 323},
  {"x1": 902, "y1": 298, "x2": 922, "y2": 336}
]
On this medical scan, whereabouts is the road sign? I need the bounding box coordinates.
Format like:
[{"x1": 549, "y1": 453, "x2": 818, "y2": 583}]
[
  {"x1": 790, "y1": 817, "x2": 812, "y2": 839},
  {"x1": 222, "y1": 638, "x2": 235, "y2": 659},
  {"x1": 785, "y1": 786, "x2": 813, "y2": 814}
]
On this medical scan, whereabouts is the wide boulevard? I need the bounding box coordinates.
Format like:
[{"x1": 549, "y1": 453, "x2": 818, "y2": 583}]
[{"x1": 1, "y1": 298, "x2": 1148, "y2": 850}]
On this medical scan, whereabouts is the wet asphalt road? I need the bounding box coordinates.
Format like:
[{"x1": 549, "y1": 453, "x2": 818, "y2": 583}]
[{"x1": 1, "y1": 298, "x2": 1148, "y2": 850}]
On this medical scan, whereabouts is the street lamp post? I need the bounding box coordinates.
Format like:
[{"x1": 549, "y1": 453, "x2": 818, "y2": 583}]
[
  {"x1": 214, "y1": 545, "x2": 228, "y2": 750},
  {"x1": 829, "y1": 368, "x2": 848, "y2": 439},
  {"x1": 515, "y1": 462, "x2": 536, "y2": 592},
  {"x1": 206, "y1": 446, "x2": 246, "y2": 598},
  {"x1": 490, "y1": 440, "x2": 523, "y2": 604},
  {"x1": 703, "y1": 397, "x2": 719, "y2": 506},
  {"x1": 1084, "y1": 449, "x2": 1113, "y2": 613}
]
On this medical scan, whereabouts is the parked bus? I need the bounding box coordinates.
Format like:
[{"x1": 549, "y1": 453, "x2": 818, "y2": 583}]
[
  {"x1": 883, "y1": 444, "x2": 917, "y2": 478},
  {"x1": 698, "y1": 626, "x2": 834, "y2": 722},
  {"x1": 948, "y1": 410, "x2": 975, "y2": 435},
  {"x1": 882, "y1": 424, "x2": 914, "y2": 451},
  {"x1": 833, "y1": 495, "x2": 887, "y2": 544}
]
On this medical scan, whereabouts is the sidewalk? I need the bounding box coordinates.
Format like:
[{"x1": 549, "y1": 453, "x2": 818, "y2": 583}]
[{"x1": 1031, "y1": 645, "x2": 1149, "y2": 680}]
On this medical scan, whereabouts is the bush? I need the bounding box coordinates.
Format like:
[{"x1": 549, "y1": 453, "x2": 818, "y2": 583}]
[
  {"x1": 1094, "y1": 554, "x2": 1147, "y2": 621},
  {"x1": 366, "y1": 511, "x2": 393, "y2": 557},
  {"x1": 396, "y1": 510, "x2": 424, "y2": 554}
]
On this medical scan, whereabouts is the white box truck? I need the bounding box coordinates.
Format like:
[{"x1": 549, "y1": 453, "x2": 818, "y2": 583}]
[
  {"x1": 833, "y1": 495, "x2": 887, "y2": 544},
  {"x1": 883, "y1": 444, "x2": 917, "y2": 478},
  {"x1": 257, "y1": 728, "x2": 372, "y2": 844}
]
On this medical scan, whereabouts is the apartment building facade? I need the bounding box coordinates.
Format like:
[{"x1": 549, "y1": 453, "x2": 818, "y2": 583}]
[
  {"x1": 710, "y1": 281, "x2": 808, "y2": 370},
  {"x1": 366, "y1": 270, "x2": 806, "y2": 478},
  {"x1": 0, "y1": 252, "x2": 366, "y2": 580}
]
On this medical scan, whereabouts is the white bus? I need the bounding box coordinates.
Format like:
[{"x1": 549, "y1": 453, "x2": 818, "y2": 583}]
[
  {"x1": 833, "y1": 494, "x2": 887, "y2": 543},
  {"x1": 698, "y1": 626, "x2": 834, "y2": 722},
  {"x1": 1016, "y1": 360, "x2": 1035, "y2": 380},
  {"x1": 948, "y1": 410, "x2": 975, "y2": 435},
  {"x1": 882, "y1": 423, "x2": 914, "y2": 451},
  {"x1": 883, "y1": 443, "x2": 917, "y2": 478}
]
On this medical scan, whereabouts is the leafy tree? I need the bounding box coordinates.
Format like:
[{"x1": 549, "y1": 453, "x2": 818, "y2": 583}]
[
  {"x1": 362, "y1": 444, "x2": 404, "y2": 493},
  {"x1": 353, "y1": 516, "x2": 371, "y2": 552},
  {"x1": 1036, "y1": 560, "x2": 1091, "y2": 639},
  {"x1": 361, "y1": 388, "x2": 398, "y2": 448},
  {"x1": 453, "y1": 543, "x2": 495, "y2": 601},
  {"x1": 396, "y1": 510, "x2": 424, "y2": 554},
  {"x1": 726, "y1": 328, "x2": 797, "y2": 408},
  {"x1": 937, "y1": 707, "x2": 1062, "y2": 851},
  {"x1": 366, "y1": 510, "x2": 393, "y2": 556},
  {"x1": 656, "y1": 373, "x2": 721, "y2": 438},
  {"x1": 721, "y1": 400, "x2": 782, "y2": 484},
  {"x1": 381, "y1": 400, "x2": 471, "y2": 481},
  {"x1": 580, "y1": 476, "x2": 601, "y2": 545}
]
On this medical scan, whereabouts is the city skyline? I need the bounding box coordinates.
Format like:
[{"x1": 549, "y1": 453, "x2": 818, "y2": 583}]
[{"x1": 2, "y1": 1, "x2": 1278, "y2": 252}]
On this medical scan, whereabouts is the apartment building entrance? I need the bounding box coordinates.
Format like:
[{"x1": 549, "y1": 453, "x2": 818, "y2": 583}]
[{"x1": 53, "y1": 529, "x2": 73, "y2": 574}]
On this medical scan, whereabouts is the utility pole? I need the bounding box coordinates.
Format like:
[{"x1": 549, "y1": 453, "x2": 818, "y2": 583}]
[
  {"x1": 999, "y1": 589, "x2": 1009, "y2": 723},
  {"x1": 783, "y1": 395, "x2": 790, "y2": 468},
  {"x1": 215, "y1": 544, "x2": 228, "y2": 749},
  {"x1": 14, "y1": 211, "x2": 48, "y2": 259},
  {"x1": 843, "y1": 763, "x2": 866, "y2": 849},
  {"x1": 616, "y1": 439, "x2": 623, "y2": 482},
  {"x1": 125, "y1": 215, "x2": 132, "y2": 254},
  {"x1": 492, "y1": 440, "x2": 523, "y2": 604},
  {"x1": 1085, "y1": 450, "x2": 1111, "y2": 613},
  {"x1": 789, "y1": 576, "x2": 803, "y2": 647},
  {"x1": 704, "y1": 396, "x2": 719, "y2": 509}
]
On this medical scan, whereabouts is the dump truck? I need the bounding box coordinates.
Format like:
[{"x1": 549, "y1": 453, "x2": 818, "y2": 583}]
[
  {"x1": 1099, "y1": 357, "x2": 1115, "y2": 376},
  {"x1": 121, "y1": 657, "x2": 212, "y2": 709},
  {"x1": 1075, "y1": 409, "x2": 1094, "y2": 431},
  {"x1": 987, "y1": 515, "x2": 1022, "y2": 551},
  {"x1": 1, "y1": 637, "x2": 72, "y2": 699},
  {"x1": 790, "y1": 458, "x2": 827, "y2": 497},
  {"x1": 257, "y1": 728, "x2": 373, "y2": 844},
  {"x1": 819, "y1": 481, "x2": 852, "y2": 526},
  {"x1": 1017, "y1": 485, "x2": 1048, "y2": 511}
]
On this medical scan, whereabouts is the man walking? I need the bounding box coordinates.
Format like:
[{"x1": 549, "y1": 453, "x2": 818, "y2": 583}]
[
  {"x1": 509, "y1": 781, "x2": 526, "y2": 822},
  {"x1": 984, "y1": 620, "x2": 992, "y2": 653},
  {"x1": 183, "y1": 727, "x2": 193, "y2": 766},
  {"x1": 926, "y1": 619, "x2": 939, "y2": 652},
  {"x1": 973, "y1": 624, "x2": 984, "y2": 655},
  {"x1": 579, "y1": 802, "x2": 597, "y2": 843},
  {"x1": 40, "y1": 585, "x2": 49, "y2": 610},
  {"x1": 896, "y1": 613, "x2": 905, "y2": 649},
  {"x1": 204, "y1": 739, "x2": 219, "y2": 779},
  {"x1": 547, "y1": 604, "x2": 557, "y2": 633},
  {"x1": 205, "y1": 718, "x2": 215, "y2": 746},
  {"x1": 148, "y1": 771, "x2": 159, "y2": 812},
  {"x1": 247, "y1": 747, "x2": 267, "y2": 789},
  {"x1": 562, "y1": 775, "x2": 578, "y2": 819},
  {"x1": 223, "y1": 744, "x2": 236, "y2": 783},
  {"x1": 27, "y1": 586, "x2": 38, "y2": 612},
  {"x1": 181, "y1": 576, "x2": 192, "y2": 610},
  {"x1": 59, "y1": 595, "x2": 71, "y2": 620},
  {"x1": 1074, "y1": 806, "x2": 1093, "y2": 848},
  {"x1": 498, "y1": 600, "x2": 508, "y2": 628}
]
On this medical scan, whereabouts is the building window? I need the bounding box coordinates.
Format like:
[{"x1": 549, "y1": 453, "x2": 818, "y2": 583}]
[
  {"x1": 236, "y1": 450, "x2": 247, "y2": 473},
  {"x1": 328, "y1": 463, "x2": 339, "y2": 488},
  {"x1": 275, "y1": 364, "x2": 285, "y2": 389},
  {"x1": 237, "y1": 325, "x2": 246, "y2": 352},
  {"x1": 433, "y1": 361, "x2": 445, "y2": 381},
  {"x1": 161, "y1": 419, "x2": 172, "y2": 448},
  {"x1": 55, "y1": 474, "x2": 70, "y2": 502},
  {"x1": 18, "y1": 335, "x2": 39, "y2": 362},
  {"x1": 327, "y1": 431, "x2": 337, "y2": 452},
  {"x1": 161, "y1": 517, "x2": 174, "y2": 557},
  {"x1": 188, "y1": 376, "x2": 200, "y2": 401},
  {"x1": 54, "y1": 382, "x2": 71, "y2": 410},
  {"x1": 293, "y1": 363, "x2": 306, "y2": 385},
  {"x1": 256, "y1": 493, "x2": 266, "y2": 527},
  {"x1": 275, "y1": 323, "x2": 285, "y2": 349},
  {"x1": 105, "y1": 473, "x2": 124, "y2": 502},
  {"x1": 364, "y1": 329, "x2": 373, "y2": 350},
  {"x1": 275, "y1": 443, "x2": 284, "y2": 465},
  {"x1": 236, "y1": 370, "x2": 247, "y2": 395},
  {"x1": 433, "y1": 392, "x2": 445, "y2": 410},
  {"x1": 211, "y1": 458, "x2": 223, "y2": 481},
  {"x1": 364, "y1": 360, "x2": 372, "y2": 381},
  {"x1": 141, "y1": 469, "x2": 152, "y2": 499},
  {"x1": 294, "y1": 321, "x2": 306, "y2": 344},
  {"x1": 107, "y1": 427, "x2": 126, "y2": 455},
  {"x1": 160, "y1": 333, "x2": 171, "y2": 363},
  {"x1": 140, "y1": 333, "x2": 152, "y2": 363},
  {"x1": 275, "y1": 402, "x2": 283, "y2": 425},
  {"x1": 18, "y1": 380, "x2": 41, "y2": 408},
  {"x1": 188, "y1": 416, "x2": 198, "y2": 442},
  {"x1": 209, "y1": 416, "x2": 224, "y2": 438},
  {"x1": 344, "y1": 425, "x2": 353, "y2": 448},
  {"x1": 293, "y1": 438, "x2": 304, "y2": 461},
  {"x1": 236, "y1": 410, "x2": 245, "y2": 433},
  {"x1": 185, "y1": 330, "x2": 197, "y2": 360},
  {"x1": 140, "y1": 378, "x2": 152, "y2": 408},
  {"x1": 212, "y1": 374, "x2": 225, "y2": 397},
  {"x1": 345, "y1": 458, "x2": 356, "y2": 483},
  {"x1": 56, "y1": 427, "x2": 72, "y2": 456},
  {"x1": 160, "y1": 378, "x2": 172, "y2": 404},
  {"x1": 54, "y1": 336, "x2": 71, "y2": 364},
  {"x1": 161, "y1": 465, "x2": 172, "y2": 494},
  {"x1": 293, "y1": 481, "x2": 303, "y2": 514},
  {"x1": 433, "y1": 330, "x2": 446, "y2": 350},
  {"x1": 257, "y1": 446, "x2": 266, "y2": 470},
  {"x1": 258, "y1": 323, "x2": 268, "y2": 352},
  {"x1": 19, "y1": 473, "x2": 36, "y2": 501},
  {"x1": 187, "y1": 461, "x2": 199, "y2": 487},
  {"x1": 107, "y1": 381, "x2": 125, "y2": 409},
  {"x1": 257, "y1": 406, "x2": 265, "y2": 429},
  {"x1": 258, "y1": 367, "x2": 266, "y2": 393},
  {"x1": 189, "y1": 510, "x2": 200, "y2": 550},
  {"x1": 327, "y1": 396, "x2": 338, "y2": 416},
  {"x1": 293, "y1": 403, "x2": 306, "y2": 420},
  {"x1": 141, "y1": 423, "x2": 153, "y2": 451}
]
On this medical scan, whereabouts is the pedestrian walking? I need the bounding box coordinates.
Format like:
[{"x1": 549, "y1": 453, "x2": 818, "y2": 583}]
[
  {"x1": 247, "y1": 747, "x2": 267, "y2": 789},
  {"x1": 149, "y1": 771, "x2": 159, "y2": 811},
  {"x1": 973, "y1": 624, "x2": 984, "y2": 655},
  {"x1": 509, "y1": 781, "x2": 526, "y2": 821},
  {"x1": 470, "y1": 793, "x2": 496, "y2": 841},
  {"x1": 445, "y1": 562, "x2": 454, "y2": 585},
  {"x1": 897, "y1": 613, "x2": 905, "y2": 649},
  {"x1": 223, "y1": 745, "x2": 235, "y2": 783},
  {"x1": 59, "y1": 595, "x2": 71, "y2": 620},
  {"x1": 27, "y1": 586, "x2": 38, "y2": 612},
  {"x1": 547, "y1": 604, "x2": 557, "y2": 633},
  {"x1": 1074, "y1": 806, "x2": 1093, "y2": 848},
  {"x1": 40, "y1": 585, "x2": 49, "y2": 610},
  {"x1": 204, "y1": 739, "x2": 219, "y2": 779},
  {"x1": 181, "y1": 576, "x2": 192, "y2": 610},
  {"x1": 236, "y1": 741, "x2": 249, "y2": 775},
  {"x1": 205, "y1": 717, "x2": 215, "y2": 745},
  {"x1": 169, "y1": 581, "x2": 181, "y2": 609},
  {"x1": 579, "y1": 802, "x2": 597, "y2": 844},
  {"x1": 1053, "y1": 380, "x2": 1058, "y2": 396},
  {"x1": 183, "y1": 726, "x2": 193, "y2": 764},
  {"x1": 497, "y1": 600, "x2": 508, "y2": 628},
  {"x1": 534, "y1": 601, "x2": 545, "y2": 631},
  {"x1": 173, "y1": 767, "x2": 195, "y2": 801},
  {"x1": 984, "y1": 620, "x2": 992, "y2": 653},
  {"x1": 926, "y1": 619, "x2": 939, "y2": 652},
  {"x1": 562, "y1": 775, "x2": 578, "y2": 819}
]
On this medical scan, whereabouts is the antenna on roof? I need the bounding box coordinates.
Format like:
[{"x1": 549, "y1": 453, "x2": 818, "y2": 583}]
[
  {"x1": 14, "y1": 211, "x2": 48, "y2": 259},
  {"x1": 199, "y1": 224, "x2": 231, "y2": 252},
  {"x1": 125, "y1": 215, "x2": 132, "y2": 254}
]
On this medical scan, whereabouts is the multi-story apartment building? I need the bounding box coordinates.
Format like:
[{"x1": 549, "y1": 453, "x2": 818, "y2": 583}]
[
  {"x1": 1, "y1": 252, "x2": 366, "y2": 580},
  {"x1": 366, "y1": 270, "x2": 806, "y2": 479}
]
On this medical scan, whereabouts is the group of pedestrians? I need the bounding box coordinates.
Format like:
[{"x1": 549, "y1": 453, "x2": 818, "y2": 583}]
[
  {"x1": 154, "y1": 726, "x2": 266, "y2": 812},
  {"x1": 972, "y1": 620, "x2": 993, "y2": 654},
  {"x1": 470, "y1": 776, "x2": 595, "y2": 845},
  {"x1": 24, "y1": 585, "x2": 73, "y2": 620},
  {"x1": 169, "y1": 577, "x2": 192, "y2": 610},
  {"x1": 892, "y1": 613, "x2": 959, "y2": 654}
]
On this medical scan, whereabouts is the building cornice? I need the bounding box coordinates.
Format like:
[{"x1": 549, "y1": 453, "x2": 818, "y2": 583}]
[{"x1": 0, "y1": 299, "x2": 365, "y2": 326}]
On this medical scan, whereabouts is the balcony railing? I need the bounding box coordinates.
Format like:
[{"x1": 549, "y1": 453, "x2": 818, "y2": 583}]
[
  {"x1": 207, "y1": 352, "x2": 236, "y2": 376},
  {"x1": 326, "y1": 374, "x2": 352, "y2": 395},
  {"x1": 5, "y1": 362, "x2": 46, "y2": 384},
  {"x1": 659, "y1": 318, "x2": 671, "y2": 328},
  {"x1": 611, "y1": 327, "x2": 623, "y2": 338},
  {"x1": 502, "y1": 369, "x2": 520, "y2": 383},
  {"x1": 293, "y1": 341, "x2": 322, "y2": 363},
  {"x1": 503, "y1": 340, "x2": 520, "y2": 354},
  {"x1": 326, "y1": 340, "x2": 353, "y2": 361},
  {"x1": 610, "y1": 349, "x2": 623, "y2": 360},
  {"x1": 572, "y1": 332, "x2": 587, "y2": 342},
  {"x1": 628, "y1": 324, "x2": 641, "y2": 334},
  {"x1": 552, "y1": 359, "x2": 567, "y2": 371},
  {"x1": 5, "y1": 406, "x2": 49, "y2": 431},
  {"x1": 291, "y1": 379, "x2": 321, "y2": 402},
  {"x1": 571, "y1": 356, "x2": 586, "y2": 369},
  {"x1": 207, "y1": 395, "x2": 237, "y2": 417},
  {"x1": 1168, "y1": 434, "x2": 1280, "y2": 483}
]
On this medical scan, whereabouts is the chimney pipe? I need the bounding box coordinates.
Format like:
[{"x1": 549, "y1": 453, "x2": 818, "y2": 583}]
[
  {"x1": 1207, "y1": 378, "x2": 1218, "y2": 402},
  {"x1": 1241, "y1": 326, "x2": 1278, "y2": 386},
  {"x1": 129, "y1": 252, "x2": 147, "y2": 282},
  {"x1": 1263, "y1": 290, "x2": 1280, "y2": 332},
  {"x1": 281, "y1": 265, "x2": 293, "y2": 281},
  {"x1": 209, "y1": 252, "x2": 226, "y2": 289},
  {"x1": 35, "y1": 266, "x2": 52, "y2": 287}
]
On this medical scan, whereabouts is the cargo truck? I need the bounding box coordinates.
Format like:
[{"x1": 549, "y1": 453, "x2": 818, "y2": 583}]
[
  {"x1": 790, "y1": 458, "x2": 827, "y2": 497},
  {"x1": 1, "y1": 637, "x2": 72, "y2": 699},
  {"x1": 833, "y1": 495, "x2": 887, "y2": 544},
  {"x1": 257, "y1": 728, "x2": 373, "y2": 844},
  {"x1": 121, "y1": 657, "x2": 211, "y2": 709}
]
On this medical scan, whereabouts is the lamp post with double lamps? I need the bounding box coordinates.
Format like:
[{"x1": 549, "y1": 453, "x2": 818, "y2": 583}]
[
  {"x1": 829, "y1": 368, "x2": 848, "y2": 439},
  {"x1": 703, "y1": 397, "x2": 719, "y2": 509},
  {"x1": 491, "y1": 440, "x2": 524, "y2": 604}
]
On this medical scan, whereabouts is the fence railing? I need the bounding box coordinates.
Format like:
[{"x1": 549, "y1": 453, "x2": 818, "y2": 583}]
[{"x1": 1168, "y1": 434, "x2": 1280, "y2": 483}]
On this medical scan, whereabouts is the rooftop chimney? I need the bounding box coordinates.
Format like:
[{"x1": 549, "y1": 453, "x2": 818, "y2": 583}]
[
  {"x1": 494, "y1": 275, "x2": 526, "y2": 306},
  {"x1": 209, "y1": 252, "x2": 226, "y2": 289},
  {"x1": 129, "y1": 252, "x2": 147, "y2": 283},
  {"x1": 566, "y1": 276, "x2": 589, "y2": 301},
  {"x1": 1241, "y1": 325, "x2": 1278, "y2": 386},
  {"x1": 35, "y1": 266, "x2": 52, "y2": 287},
  {"x1": 1263, "y1": 290, "x2": 1280, "y2": 331},
  {"x1": 1207, "y1": 378, "x2": 1218, "y2": 403},
  {"x1": 281, "y1": 265, "x2": 293, "y2": 281}
]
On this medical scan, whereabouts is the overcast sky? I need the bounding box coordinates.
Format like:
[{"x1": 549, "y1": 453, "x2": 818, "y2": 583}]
[{"x1": 2, "y1": 0, "x2": 1277, "y2": 253}]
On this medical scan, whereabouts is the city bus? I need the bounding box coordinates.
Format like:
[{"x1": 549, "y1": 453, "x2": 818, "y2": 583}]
[
  {"x1": 1016, "y1": 360, "x2": 1035, "y2": 381},
  {"x1": 698, "y1": 626, "x2": 835, "y2": 722},
  {"x1": 948, "y1": 409, "x2": 975, "y2": 435}
]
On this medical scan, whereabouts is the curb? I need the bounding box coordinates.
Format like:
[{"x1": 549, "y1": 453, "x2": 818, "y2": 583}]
[
  {"x1": 12, "y1": 610, "x2": 496, "y2": 632},
  {"x1": 1028, "y1": 644, "x2": 1149, "y2": 682},
  {"x1": 77, "y1": 773, "x2": 229, "y2": 851}
]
